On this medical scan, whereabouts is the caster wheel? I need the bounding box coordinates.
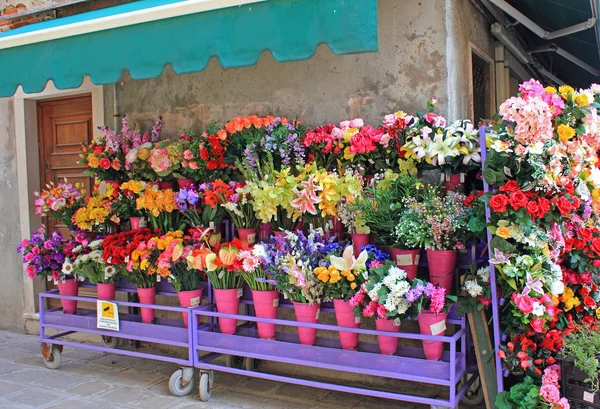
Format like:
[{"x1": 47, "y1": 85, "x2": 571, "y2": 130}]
[
  {"x1": 198, "y1": 372, "x2": 213, "y2": 402},
  {"x1": 225, "y1": 355, "x2": 245, "y2": 369},
  {"x1": 168, "y1": 369, "x2": 195, "y2": 396},
  {"x1": 460, "y1": 377, "x2": 484, "y2": 406},
  {"x1": 43, "y1": 345, "x2": 62, "y2": 370},
  {"x1": 101, "y1": 336, "x2": 119, "y2": 349},
  {"x1": 244, "y1": 357, "x2": 261, "y2": 371}
]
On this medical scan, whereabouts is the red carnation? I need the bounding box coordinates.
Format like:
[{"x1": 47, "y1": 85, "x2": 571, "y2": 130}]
[
  {"x1": 509, "y1": 190, "x2": 528, "y2": 210},
  {"x1": 489, "y1": 194, "x2": 509, "y2": 213},
  {"x1": 99, "y1": 158, "x2": 111, "y2": 170}
]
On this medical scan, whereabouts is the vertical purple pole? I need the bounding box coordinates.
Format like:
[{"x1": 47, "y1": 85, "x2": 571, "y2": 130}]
[
  {"x1": 39, "y1": 292, "x2": 45, "y2": 341},
  {"x1": 450, "y1": 339, "x2": 456, "y2": 406},
  {"x1": 479, "y1": 126, "x2": 504, "y2": 393}
]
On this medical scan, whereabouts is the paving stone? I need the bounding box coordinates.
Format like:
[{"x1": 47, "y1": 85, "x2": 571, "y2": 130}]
[
  {"x1": 0, "y1": 367, "x2": 51, "y2": 384},
  {"x1": 64, "y1": 378, "x2": 115, "y2": 398},
  {"x1": 32, "y1": 371, "x2": 87, "y2": 390},
  {"x1": 44, "y1": 398, "x2": 104, "y2": 409},
  {"x1": 88, "y1": 354, "x2": 138, "y2": 370},
  {"x1": 99, "y1": 367, "x2": 167, "y2": 388},
  {"x1": 274, "y1": 383, "x2": 328, "y2": 402},
  {"x1": 0, "y1": 359, "x2": 21, "y2": 374},
  {"x1": 316, "y1": 390, "x2": 365, "y2": 407},
  {"x1": 238, "y1": 377, "x2": 283, "y2": 394},
  {"x1": 207, "y1": 389, "x2": 314, "y2": 409},
  {"x1": 0, "y1": 379, "x2": 28, "y2": 397},
  {"x1": 4, "y1": 385, "x2": 63, "y2": 407},
  {"x1": 96, "y1": 385, "x2": 149, "y2": 405},
  {"x1": 132, "y1": 393, "x2": 188, "y2": 409},
  {"x1": 354, "y1": 396, "x2": 429, "y2": 409}
]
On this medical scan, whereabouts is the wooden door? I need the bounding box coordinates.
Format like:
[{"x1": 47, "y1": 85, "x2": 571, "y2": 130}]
[{"x1": 38, "y1": 95, "x2": 94, "y2": 237}]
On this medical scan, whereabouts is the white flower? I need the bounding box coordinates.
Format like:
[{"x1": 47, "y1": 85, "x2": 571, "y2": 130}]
[
  {"x1": 592, "y1": 83, "x2": 600, "y2": 95},
  {"x1": 395, "y1": 298, "x2": 410, "y2": 315},
  {"x1": 252, "y1": 244, "x2": 268, "y2": 260},
  {"x1": 368, "y1": 283, "x2": 382, "y2": 301},
  {"x1": 72, "y1": 245, "x2": 83, "y2": 254},
  {"x1": 388, "y1": 266, "x2": 407, "y2": 280},
  {"x1": 104, "y1": 266, "x2": 116, "y2": 280},
  {"x1": 550, "y1": 281, "x2": 565, "y2": 296},
  {"x1": 476, "y1": 266, "x2": 490, "y2": 282},
  {"x1": 62, "y1": 258, "x2": 74, "y2": 277},
  {"x1": 464, "y1": 280, "x2": 483, "y2": 298},
  {"x1": 576, "y1": 181, "x2": 591, "y2": 201},
  {"x1": 532, "y1": 302, "x2": 546, "y2": 317},
  {"x1": 390, "y1": 281, "x2": 410, "y2": 298},
  {"x1": 89, "y1": 239, "x2": 103, "y2": 249},
  {"x1": 384, "y1": 297, "x2": 397, "y2": 313}
]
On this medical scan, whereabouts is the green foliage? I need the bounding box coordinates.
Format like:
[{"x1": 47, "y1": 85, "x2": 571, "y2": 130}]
[
  {"x1": 562, "y1": 326, "x2": 600, "y2": 392},
  {"x1": 495, "y1": 377, "x2": 541, "y2": 409}
]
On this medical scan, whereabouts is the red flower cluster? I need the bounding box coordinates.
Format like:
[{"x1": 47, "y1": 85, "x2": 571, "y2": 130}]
[
  {"x1": 202, "y1": 134, "x2": 229, "y2": 171},
  {"x1": 101, "y1": 228, "x2": 158, "y2": 265},
  {"x1": 303, "y1": 124, "x2": 342, "y2": 155},
  {"x1": 349, "y1": 125, "x2": 385, "y2": 154},
  {"x1": 200, "y1": 180, "x2": 235, "y2": 208}
]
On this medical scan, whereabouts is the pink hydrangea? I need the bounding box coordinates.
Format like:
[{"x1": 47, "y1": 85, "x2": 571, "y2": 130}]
[
  {"x1": 498, "y1": 96, "x2": 554, "y2": 145},
  {"x1": 376, "y1": 304, "x2": 387, "y2": 319},
  {"x1": 149, "y1": 148, "x2": 172, "y2": 173}
]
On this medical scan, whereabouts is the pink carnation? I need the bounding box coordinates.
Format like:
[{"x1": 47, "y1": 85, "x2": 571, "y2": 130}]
[
  {"x1": 362, "y1": 301, "x2": 377, "y2": 317},
  {"x1": 539, "y1": 384, "x2": 560, "y2": 403}
]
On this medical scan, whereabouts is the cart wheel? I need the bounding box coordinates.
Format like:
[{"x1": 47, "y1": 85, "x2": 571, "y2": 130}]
[
  {"x1": 198, "y1": 372, "x2": 212, "y2": 402},
  {"x1": 168, "y1": 369, "x2": 195, "y2": 397},
  {"x1": 244, "y1": 357, "x2": 261, "y2": 371},
  {"x1": 101, "y1": 336, "x2": 119, "y2": 349},
  {"x1": 460, "y1": 377, "x2": 484, "y2": 406},
  {"x1": 225, "y1": 355, "x2": 245, "y2": 369},
  {"x1": 42, "y1": 345, "x2": 62, "y2": 370}
]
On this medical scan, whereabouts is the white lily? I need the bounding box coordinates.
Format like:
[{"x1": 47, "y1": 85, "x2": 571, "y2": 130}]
[
  {"x1": 330, "y1": 246, "x2": 368, "y2": 272},
  {"x1": 428, "y1": 133, "x2": 459, "y2": 165}
]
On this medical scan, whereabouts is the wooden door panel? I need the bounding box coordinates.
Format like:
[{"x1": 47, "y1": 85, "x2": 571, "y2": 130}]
[{"x1": 52, "y1": 116, "x2": 91, "y2": 155}]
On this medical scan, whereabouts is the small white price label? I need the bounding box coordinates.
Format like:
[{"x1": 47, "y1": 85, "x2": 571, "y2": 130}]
[
  {"x1": 584, "y1": 391, "x2": 595, "y2": 403},
  {"x1": 355, "y1": 316, "x2": 361, "y2": 324},
  {"x1": 273, "y1": 298, "x2": 279, "y2": 307},
  {"x1": 315, "y1": 309, "x2": 320, "y2": 320},
  {"x1": 247, "y1": 233, "x2": 256, "y2": 245},
  {"x1": 393, "y1": 318, "x2": 401, "y2": 327},
  {"x1": 156, "y1": 275, "x2": 161, "y2": 282},
  {"x1": 430, "y1": 320, "x2": 446, "y2": 336},
  {"x1": 459, "y1": 173, "x2": 465, "y2": 183},
  {"x1": 237, "y1": 288, "x2": 243, "y2": 298},
  {"x1": 414, "y1": 254, "x2": 420, "y2": 264},
  {"x1": 190, "y1": 296, "x2": 200, "y2": 306},
  {"x1": 396, "y1": 254, "x2": 413, "y2": 266}
]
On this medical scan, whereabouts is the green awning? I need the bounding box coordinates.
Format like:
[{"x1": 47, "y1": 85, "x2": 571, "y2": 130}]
[{"x1": 0, "y1": 0, "x2": 378, "y2": 97}]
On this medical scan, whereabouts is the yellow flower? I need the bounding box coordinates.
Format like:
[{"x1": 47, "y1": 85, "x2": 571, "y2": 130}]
[
  {"x1": 140, "y1": 259, "x2": 149, "y2": 271},
  {"x1": 564, "y1": 297, "x2": 581, "y2": 312},
  {"x1": 596, "y1": 308, "x2": 600, "y2": 320},
  {"x1": 343, "y1": 146, "x2": 355, "y2": 161},
  {"x1": 88, "y1": 155, "x2": 99, "y2": 168},
  {"x1": 496, "y1": 226, "x2": 511, "y2": 240},
  {"x1": 343, "y1": 128, "x2": 358, "y2": 142},
  {"x1": 346, "y1": 273, "x2": 355, "y2": 282},
  {"x1": 575, "y1": 93, "x2": 589, "y2": 107},
  {"x1": 545, "y1": 86, "x2": 557, "y2": 94},
  {"x1": 557, "y1": 124, "x2": 575, "y2": 143},
  {"x1": 559, "y1": 85, "x2": 575, "y2": 100},
  {"x1": 350, "y1": 283, "x2": 357, "y2": 290}
]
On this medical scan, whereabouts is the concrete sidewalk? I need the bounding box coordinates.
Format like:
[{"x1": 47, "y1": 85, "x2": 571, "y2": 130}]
[{"x1": 0, "y1": 330, "x2": 478, "y2": 408}]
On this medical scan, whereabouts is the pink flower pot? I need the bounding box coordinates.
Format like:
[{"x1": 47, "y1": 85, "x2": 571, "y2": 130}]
[
  {"x1": 236, "y1": 228, "x2": 258, "y2": 246},
  {"x1": 390, "y1": 248, "x2": 421, "y2": 280},
  {"x1": 333, "y1": 299, "x2": 359, "y2": 350},
  {"x1": 213, "y1": 288, "x2": 241, "y2": 335},
  {"x1": 259, "y1": 223, "x2": 271, "y2": 241},
  {"x1": 418, "y1": 311, "x2": 447, "y2": 360},
  {"x1": 158, "y1": 181, "x2": 175, "y2": 190},
  {"x1": 58, "y1": 279, "x2": 79, "y2": 314},
  {"x1": 137, "y1": 287, "x2": 156, "y2": 324},
  {"x1": 426, "y1": 250, "x2": 456, "y2": 292},
  {"x1": 177, "y1": 288, "x2": 203, "y2": 328},
  {"x1": 375, "y1": 318, "x2": 400, "y2": 355},
  {"x1": 292, "y1": 302, "x2": 320, "y2": 346},
  {"x1": 97, "y1": 282, "x2": 115, "y2": 301},
  {"x1": 129, "y1": 217, "x2": 144, "y2": 230},
  {"x1": 351, "y1": 233, "x2": 370, "y2": 258},
  {"x1": 442, "y1": 173, "x2": 464, "y2": 192},
  {"x1": 176, "y1": 178, "x2": 195, "y2": 189},
  {"x1": 251, "y1": 290, "x2": 279, "y2": 339}
]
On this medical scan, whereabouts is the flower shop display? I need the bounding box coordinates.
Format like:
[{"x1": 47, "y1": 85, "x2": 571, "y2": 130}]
[
  {"x1": 267, "y1": 230, "x2": 328, "y2": 345},
  {"x1": 118, "y1": 180, "x2": 147, "y2": 229},
  {"x1": 237, "y1": 244, "x2": 279, "y2": 339},
  {"x1": 71, "y1": 237, "x2": 119, "y2": 300},
  {"x1": 318, "y1": 244, "x2": 367, "y2": 350},
  {"x1": 80, "y1": 124, "x2": 126, "y2": 183},
  {"x1": 350, "y1": 262, "x2": 413, "y2": 355},
  {"x1": 409, "y1": 278, "x2": 457, "y2": 360},
  {"x1": 175, "y1": 180, "x2": 231, "y2": 233},
  {"x1": 203, "y1": 239, "x2": 245, "y2": 335},
  {"x1": 219, "y1": 182, "x2": 260, "y2": 244},
  {"x1": 34, "y1": 180, "x2": 85, "y2": 230}
]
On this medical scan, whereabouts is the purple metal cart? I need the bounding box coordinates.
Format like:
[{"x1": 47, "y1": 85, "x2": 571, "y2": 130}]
[{"x1": 39, "y1": 279, "x2": 207, "y2": 397}]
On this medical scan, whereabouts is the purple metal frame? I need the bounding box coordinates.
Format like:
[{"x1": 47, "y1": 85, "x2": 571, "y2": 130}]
[{"x1": 479, "y1": 125, "x2": 505, "y2": 393}]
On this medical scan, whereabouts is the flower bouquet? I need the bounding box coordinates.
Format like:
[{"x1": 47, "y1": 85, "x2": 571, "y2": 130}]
[
  {"x1": 409, "y1": 278, "x2": 457, "y2": 360},
  {"x1": 175, "y1": 180, "x2": 231, "y2": 239},
  {"x1": 80, "y1": 125, "x2": 125, "y2": 182},
  {"x1": 148, "y1": 140, "x2": 183, "y2": 187},
  {"x1": 117, "y1": 180, "x2": 147, "y2": 230},
  {"x1": 317, "y1": 244, "x2": 367, "y2": 350},
  {"x1": 302, "y1": 123, "x2": 344, "y2": 171},
  {"x1": 136, "y1": 185, "x2": 186, "y2": 233},
  {"x1": 34, "y1": 180, "x2": 85, "y2": 230},
  {"x1": 71, "y1": 238, "x2": 119, "y2": 300},
  {"x1": 203, "y1": 239, "x2": 244, "y2": 334},
  {"x1": 455, "y1": 266, "x2": 491, "y2": 315},
  {"x1": 18, "y1": 228, "x2": 79, "y2": 313},
  {"x1": 265, "y1": 230, "x2": 328, "y2": 345},
  {"x1": 350, "y1": 261, "x2": 412, "y2": 354},
  {"x1": 220, "y1": 182, "x2": 260, "y2": 244},
  {"x1": 117, "y1": 115, "x2": 163, "y2": 181},
  {"x1": 73, "y1": 184, "x2": 120, "y2": 233}
]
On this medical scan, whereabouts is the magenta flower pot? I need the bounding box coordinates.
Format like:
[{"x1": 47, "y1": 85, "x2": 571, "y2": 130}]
[
  {"x1": 137, "y1": 287, "x2": 156, "y2": 324},
  {"x1": 158, "y1": 180, "x2": 175, "y2": 190},
  {"x1": 177, "y1": 288, "x2": 203, "y2": 328},
  {"x1": 351, "y1": 233, "x2": 370, "y2": 258},
  {"x1": 176, "y1": 178, "x2": 195, "y2": 189},
  {"x1": 97, "y1": 282, "x2": 115, "y2": 301},
  {"x1": 426, "y1": 249, "x2": 456, "y2": 292},
  {"x1": 129, "y1": 217, "x2": 143, "y2": 230},
  {"x1": 259, "y1": 223, "x2": 271, "y2": 241},
  {"x1": 375, "y1": 318, "x2": 400, "y2": 355},
  {"x1": 251, "y1": 290, "x2": 279, "y2": 339},
  {"x1": 390, "y1": 248, "x2": 421, "y2": 281},
  {"x1": 443, "y1": 173, "x2": 464, "y2": 192},
  {"x1": 418, "y1": 311, "x2": 447, "y2": 361},
  {"x1": 213, "y1": 288, "x2": 241, "y2": 335},
  {"x1": 292, "y1": 302, "x2": 320, "y2": 346},
  {"x1": 333, "y1": 299, "x2": 359, "y2": 350},
  {"x1": 58, "y1": 279, "x2": 79, "y2": 314},
  {"x1": 236, "y1": 228, "x2": 258, "y2": 246}
]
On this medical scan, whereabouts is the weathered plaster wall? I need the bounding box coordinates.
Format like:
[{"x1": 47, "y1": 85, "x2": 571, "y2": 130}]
[
  {"x1": 116, "y1": 0, "x2": 449, "y2": 137},
  {"x1": 0, "y1": 97, "x2": 25, "y2": 332}
]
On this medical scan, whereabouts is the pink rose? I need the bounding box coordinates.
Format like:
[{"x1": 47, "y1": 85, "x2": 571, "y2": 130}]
[
  {"x1": 26, "y1": 265, "x2": 36, "y2": 278},
  {"x1": 512, "y1": 293, "x2": 534, "y2": 314},
  {"x1": 530, "y1": 317, "x2": 545, "y2": 333},
  {"x1": 188, "y1": 162, "x2": 199, "y2": 170},
  {"x1": 183, "y1": 149, "x2": 194, "y2": 160}
]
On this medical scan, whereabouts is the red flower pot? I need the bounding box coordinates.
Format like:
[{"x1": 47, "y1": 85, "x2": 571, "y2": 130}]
[
  {"x1": 351, "y1": 233, "x2": 370, "y2": 258},
  {"x1": 292, "y1": 302, "x2": 320, "y2": 346},
  {"x1": 442, "y1": 173, "x2": 464, "y2": 192},
  {"x1": 251, "y1": 290, "x2": 279, "y2": 339},
  {"x1": 176, "y1": 178, "x2": 195, "y2": 189},
  {"x1": 426, "y1": 249, "x2": 456, "y2": 292},
  {"x1": 158, "y1": 181, "x2": 175, "y2": 190},
  {"x1": 390, "y1": 248, "x2": 421, "y2": 280},
  {"x1": 97, "y1": 282, "x2": 115, "y2": 301},
  {"x1": 129, "y1": 217, "x2": 144, "y2": 230},
  {"x1": 259, "y1": 223, "x2": 271, "y2": 241},
  {"x1": 177, "y1": 288, "x2": 203, "y2": 328},
  {"x1": 58, "y1": 279, "x2": 79, "y2": 314},
  {"x1": 137, "y1": 287, "x2": 156, "y2": 324},
  {"x1": 213, "y1": 288, "x2": 241, "y2": 335},
  {"x1": 333, "y1": 299, "x2": 359, "y2": 350},
  {"x1": 375, "y1": 318, "x2": 400, "y2": 355},
  {"x1": 418, "y1": 311, "x2": 447, "y2": 360},
  {"x1": 236, "y1": 228, "x2": 258, "y2": 246}
]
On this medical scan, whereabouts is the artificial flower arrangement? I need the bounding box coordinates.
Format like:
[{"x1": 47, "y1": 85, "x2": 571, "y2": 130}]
[
  {"x1": 172, "y1": 128, "x2": 232, "y2": 183},
  {"x1": 401, "y1": 100, "x2": 447, "y2": 169},
  {"x1": 79, "y1": 124, "x2": 125, "y2": 182},
  {"x1": 147, "y1": 139, "x2": 183, "y2": 183},
  {"x1": 120, "y1": 115, "x2": 163, "y2": 181},
  {"x1": 223, "y1": 115, "x2": 281, "y2": 169},
  {"x1": 136, "y1": 185, "x2": 186, "y2": 232},
  {"x1": 34, "y1": 180, "x2": 85, "y2": 230},
  {"x1": 18, "y1": 227, "x2": 74, "y2": 281},
  {"x1": 71, "y1": 238, "x2": 118, "y2": 285},
  {"x1": 73, "y1": 183, "x2": 120, "y2": 232},
  {"x1": 220, "y1": 182, "x2": 260, "y2": 230},
  {"x1": 316, "y1": 244, "x2": 367, "y2": 301},
  {"x1": 455, "y1": 266, "x2": 491, "y2": 315},
  {"x1": 175, "y1": 180, "x2": 232, "y2": 229},
  {"x1": 115, "y1": 180, "x2": 147, "y2": 228}
]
